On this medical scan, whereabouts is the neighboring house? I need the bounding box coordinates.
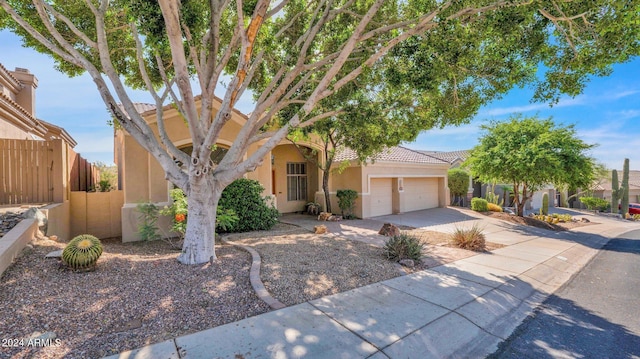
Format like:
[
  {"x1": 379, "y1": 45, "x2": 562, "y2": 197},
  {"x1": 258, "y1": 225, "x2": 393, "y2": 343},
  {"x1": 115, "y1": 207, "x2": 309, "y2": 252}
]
[
  {"x1": 591, "y1": 170, "x2": 640, "y2": 204},
  {"x1": 422, "y1": 149, "x2": 557, "y2": 211},
  {"x1": 0, "y1": 63, "x2": 84, "y2": 205},
  {"x1": 115, "y1": 98, "x2": 450, "y2": 242},
  {"x1": 0, "y1": 64, "x2": 76, "y2": 145},
  {"x1": 421, "y1": 150, "x2": 477, "y2": 202}
]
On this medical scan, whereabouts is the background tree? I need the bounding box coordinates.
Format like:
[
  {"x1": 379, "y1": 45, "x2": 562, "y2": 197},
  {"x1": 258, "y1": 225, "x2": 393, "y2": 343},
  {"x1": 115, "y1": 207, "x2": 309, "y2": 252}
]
[
  {"x1": 2, "y1": 0, "x2": 639, "y2": 264},
  {"x1": 465, "y1": 115, "x2": 601, "y2": 217},
  {"x1": 448, "y1": 169, "x2": 470, "y2": 206}
]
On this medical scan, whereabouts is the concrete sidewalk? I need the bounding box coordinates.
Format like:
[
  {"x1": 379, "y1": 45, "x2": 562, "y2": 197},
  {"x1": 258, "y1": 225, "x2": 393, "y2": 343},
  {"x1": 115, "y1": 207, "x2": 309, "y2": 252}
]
[{"x1": 107, "y1": 210, "x2": 640, "y2": 359}]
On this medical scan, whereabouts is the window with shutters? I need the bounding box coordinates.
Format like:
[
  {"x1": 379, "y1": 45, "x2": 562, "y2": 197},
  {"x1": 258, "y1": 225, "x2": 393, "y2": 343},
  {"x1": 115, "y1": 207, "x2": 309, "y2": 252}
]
[{"x1": 286, "y1": 162, "x2": 307, "y2": 201}]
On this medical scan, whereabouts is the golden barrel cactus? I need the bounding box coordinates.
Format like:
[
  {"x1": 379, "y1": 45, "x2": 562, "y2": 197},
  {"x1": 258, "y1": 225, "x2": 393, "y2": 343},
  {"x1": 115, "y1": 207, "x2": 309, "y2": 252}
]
[{"x1": 62, "y1": 234, "x2": 103, "y2": 270}]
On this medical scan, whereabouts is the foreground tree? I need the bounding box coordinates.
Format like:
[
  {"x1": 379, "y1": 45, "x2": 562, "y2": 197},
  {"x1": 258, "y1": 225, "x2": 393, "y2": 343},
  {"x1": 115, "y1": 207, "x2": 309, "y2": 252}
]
[
  {"x1": 1, "y1": 1, "x2": 638, "y2": 263},
  {"x1": 465, "y1": 116, "x2": 601, "y2": 217}
]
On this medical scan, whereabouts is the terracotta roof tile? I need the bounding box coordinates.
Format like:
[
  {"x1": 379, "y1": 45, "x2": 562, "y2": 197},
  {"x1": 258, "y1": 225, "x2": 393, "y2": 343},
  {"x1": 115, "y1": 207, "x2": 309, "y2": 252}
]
[
  {"x1": 418, "y1": 150, "x2": 470, "y2": 164},
  {"x1": 334, "y1": 146, "x2": 449, "y2": 165}
]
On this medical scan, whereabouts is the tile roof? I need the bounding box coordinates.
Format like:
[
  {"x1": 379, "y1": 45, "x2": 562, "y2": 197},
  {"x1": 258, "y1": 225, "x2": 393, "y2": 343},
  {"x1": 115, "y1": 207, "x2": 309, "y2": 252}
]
[
  {"x1": 418, "y1": 150, "x2": 470, "y2": 164},
  {"x1": 334, "y1": 146, "x2": 449, "y2": 165},
  {"x1": 594, "y1": 170, "x2": 640, "y2": 191}
]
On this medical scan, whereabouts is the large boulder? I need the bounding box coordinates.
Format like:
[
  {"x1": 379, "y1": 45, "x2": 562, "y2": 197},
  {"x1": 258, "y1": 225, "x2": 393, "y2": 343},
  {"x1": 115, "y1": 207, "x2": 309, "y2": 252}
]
[
  {"x1": 23, "y1": 207, "x2": 48, "y2": 234},
  {"x1": 378, "y1": 223, "x2": 400, "y2": 237}
]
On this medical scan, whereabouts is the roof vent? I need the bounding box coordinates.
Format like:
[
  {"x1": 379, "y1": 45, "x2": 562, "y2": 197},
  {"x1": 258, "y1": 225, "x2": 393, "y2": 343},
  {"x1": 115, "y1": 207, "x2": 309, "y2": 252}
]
[{"x1": 14, "y1": 67, "x2": 30, "y2": 73}]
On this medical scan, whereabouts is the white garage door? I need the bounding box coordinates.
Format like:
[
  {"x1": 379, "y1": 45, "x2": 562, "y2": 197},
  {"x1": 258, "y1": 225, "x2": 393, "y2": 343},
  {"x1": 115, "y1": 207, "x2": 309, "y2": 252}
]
[
  {"x1": 403, "y1": 178, "x2": 439, "y2": 212},
  {"x1": 370, "y1": 178, "x2": 393, "y2": 217}
]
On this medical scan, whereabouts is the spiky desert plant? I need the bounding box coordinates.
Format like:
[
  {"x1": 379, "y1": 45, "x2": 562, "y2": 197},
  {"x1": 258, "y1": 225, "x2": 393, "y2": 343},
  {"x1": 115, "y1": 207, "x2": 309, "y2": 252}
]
[
  {"x1": 621, "y1": 158, "x2": 630, "y2": 216},
  {"x1": 541, "y1": 192, "x2": 549, "y2": 215},
  {"x1": 487, "y1": 203, "x2": 503, "y2": 212},
  {"x1": 62, "y1": 234, "x2": 103, "y2": 270},
  {"x1": 611, "y1": 169, "x2": 620, "y2": 214},
  {"x1": 383, "y1": 233, "x2": 424, "y2": 261},
  {"x1": 450, "y1": 224, "x2": 486, "y2": 251}
]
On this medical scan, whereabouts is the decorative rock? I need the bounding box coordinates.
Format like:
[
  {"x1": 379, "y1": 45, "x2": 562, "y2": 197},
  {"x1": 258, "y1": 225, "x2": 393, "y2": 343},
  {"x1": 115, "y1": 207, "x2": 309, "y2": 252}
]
[
  {"x1": 317, "y1": 212, "x2": 332, "y2": 221},
  {"x1": 0, "y1": 211, "x2": 24, "y2": 238},
  {"x1": 49, "y1": 235, "x2": 59, "y2": 241},
  {"x1": 45, "y1": 250, "x2": 64, "y2": 259},
  {"x1": 314, "y1": 225, "x2": 328, "y2": 234},
  {"x1": 327, "y1": 215, "x2": 342, "y2": 221},
  {"x1": 399, "y1": 259, "x2": 415, "y2": 268},
  {"x1": 23, "y1": 207, "x2": 48, "y2": 233},
  {"x1": 581, "y1": 217, "x2": 590, "y2": 223},
  {"x1": 378, "y1": 223, "x2": 400, "y2": 237}
]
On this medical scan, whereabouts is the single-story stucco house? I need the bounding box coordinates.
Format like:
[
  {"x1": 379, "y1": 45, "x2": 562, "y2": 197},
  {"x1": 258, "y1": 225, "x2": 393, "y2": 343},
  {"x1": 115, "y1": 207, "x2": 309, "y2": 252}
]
[
  {"x1": 591, "y1": 170, "x2": 640, "y2": 204},
  {"x1": 114, "y1": 97, "x2": 450, "y2": 242}
]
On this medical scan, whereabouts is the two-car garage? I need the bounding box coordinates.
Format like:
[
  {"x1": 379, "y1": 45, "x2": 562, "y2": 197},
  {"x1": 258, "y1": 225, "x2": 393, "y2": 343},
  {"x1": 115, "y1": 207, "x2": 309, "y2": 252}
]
[
  {"x1": 369, "y1": 177, "x2": 442, "y2": 217},
  {"x1": 332, "y1": 146, "x2": 450, "y2": 219}
]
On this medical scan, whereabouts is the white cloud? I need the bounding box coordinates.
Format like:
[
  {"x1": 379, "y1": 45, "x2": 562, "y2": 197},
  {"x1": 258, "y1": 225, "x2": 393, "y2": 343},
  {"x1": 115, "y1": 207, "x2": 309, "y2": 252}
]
[
  {"x1": 479, "y1": 96, "x2": 586, "y2": 117},
  {"x1": 603, "y1": 89, "x2": 640, "y2": 100}
]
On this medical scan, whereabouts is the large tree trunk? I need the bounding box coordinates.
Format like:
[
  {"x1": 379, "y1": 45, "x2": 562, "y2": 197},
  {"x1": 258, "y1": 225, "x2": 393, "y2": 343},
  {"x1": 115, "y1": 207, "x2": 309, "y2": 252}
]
[
  {"x1": 177, "y1": 177, "x2": 221, "y2": 264},
  {"x1": 322, "y1": 161, "x2": 332, "y2": 213}
]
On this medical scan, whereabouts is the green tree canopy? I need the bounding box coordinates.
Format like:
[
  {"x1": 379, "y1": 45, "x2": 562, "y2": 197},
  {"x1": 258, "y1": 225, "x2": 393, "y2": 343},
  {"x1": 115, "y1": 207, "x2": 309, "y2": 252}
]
[{"x1": 465, "y1": 115, "x2": 601, "y2": 216}]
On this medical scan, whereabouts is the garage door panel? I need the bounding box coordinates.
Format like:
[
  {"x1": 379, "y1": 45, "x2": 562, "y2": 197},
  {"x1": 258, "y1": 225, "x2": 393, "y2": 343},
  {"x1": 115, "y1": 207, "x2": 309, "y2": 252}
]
[
  {"x1": 404, "y1": 178, "x2": 439, "y2": 212},
  {"x1": 370, "y1": 178, "x2": 392, "y2": 217}
]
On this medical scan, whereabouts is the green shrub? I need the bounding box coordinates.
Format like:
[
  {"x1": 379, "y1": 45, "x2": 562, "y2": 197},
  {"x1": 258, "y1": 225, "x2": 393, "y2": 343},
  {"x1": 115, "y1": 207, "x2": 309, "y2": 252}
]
[
  {"x1": 383, "y1": 233, "x2": 424, "y2": 261},
  {"x1": 449, "y1": 224, "x2": 486, "y2": 251},
  {"x1": 579, "y1": 196, "x2": 609, "y2": 212},
  {"x1": 136, "y1": 202, "x2": 161, "y2": 241},
  {"x1": 471, "y1": 198, "x2": 488, "y2": 212},
  {"x1": 161, "y1": 188, "x2": 189, "y2": 238},
  {"x1": 448, "y1": 169, "x2": 470, "y2": 206},
  {"x1": 219, "y1": 178, "x2": 279, "y2": 233},
  {"x1": 62, "y1": 234, "x2": 103, "y2": 270},
  {"x1": 337, "y1": 189, "x2": 358, "y2": 219}
]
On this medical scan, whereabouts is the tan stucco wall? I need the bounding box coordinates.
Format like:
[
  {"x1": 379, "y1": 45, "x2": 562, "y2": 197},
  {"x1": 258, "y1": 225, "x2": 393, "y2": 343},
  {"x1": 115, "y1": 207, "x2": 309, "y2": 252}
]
[
  {"x1": 0, "y1": 121, "x2": 31, "y2": 140},
  {"x1": 70, "y1": 191, "x2": 124, "y2": 239},
  {"x1": 272, "y1": 144, "x2": 320, "y2": 213},
  {"x1": 42, "y1": 202, "x2": 71, "y2": 241},
  {"x1": 117, "y1": 106, "x2": 281, "y2": 241}
]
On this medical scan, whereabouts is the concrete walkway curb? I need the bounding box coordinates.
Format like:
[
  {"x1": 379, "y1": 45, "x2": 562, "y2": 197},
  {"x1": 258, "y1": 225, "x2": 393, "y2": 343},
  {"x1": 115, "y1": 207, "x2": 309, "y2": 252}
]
[
  {"x1": 220, "y1": 237, "x2": 286, "y2": 310},
  {"x1": 105, "y1": 210, "x2": 640, "y2": 359}
]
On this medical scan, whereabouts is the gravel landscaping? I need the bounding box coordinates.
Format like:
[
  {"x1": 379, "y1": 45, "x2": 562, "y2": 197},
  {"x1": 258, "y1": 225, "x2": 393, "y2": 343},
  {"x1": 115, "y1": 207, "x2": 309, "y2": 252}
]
[
  {"x1": 231, "y1": 233, "x2": 404, "y2": 306},
  {"x1": 0, "y1": 223, "x2": 410, "y2": 358},
  {"x1": 0, "y1": 237, "x2": 269, "y2": 359}
]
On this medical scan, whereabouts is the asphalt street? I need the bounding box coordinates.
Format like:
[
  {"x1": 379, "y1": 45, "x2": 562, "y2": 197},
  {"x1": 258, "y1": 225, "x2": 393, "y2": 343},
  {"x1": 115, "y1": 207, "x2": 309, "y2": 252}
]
[{"x1": 489, "y1": 229, "x2": 640, "y2": 359}]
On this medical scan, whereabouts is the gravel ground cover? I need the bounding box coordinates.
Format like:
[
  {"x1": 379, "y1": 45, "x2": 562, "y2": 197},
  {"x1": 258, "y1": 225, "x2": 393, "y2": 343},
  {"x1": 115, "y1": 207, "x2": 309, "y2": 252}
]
[
  {"x1": 0, "y1": 237, "x2": 269, "y2": 359},
  {"x1": 232, "y1": 233, "x2": 404, "y2": 306},
  {"x1": 0, "y1": 223, "x2": 407, "y2": 358}
]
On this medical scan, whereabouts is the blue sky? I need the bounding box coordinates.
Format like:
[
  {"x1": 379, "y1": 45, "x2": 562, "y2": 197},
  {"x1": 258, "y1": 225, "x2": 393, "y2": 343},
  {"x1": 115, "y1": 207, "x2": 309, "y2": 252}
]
[{"x1": 1, "y1": 29, "x2": 638, "y2": 170}]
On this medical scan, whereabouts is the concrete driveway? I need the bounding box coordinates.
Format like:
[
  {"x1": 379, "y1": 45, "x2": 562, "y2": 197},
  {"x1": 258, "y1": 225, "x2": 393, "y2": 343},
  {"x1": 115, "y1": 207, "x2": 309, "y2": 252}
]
[{"x1": 372, "y1": 207, "x2": 482, "y2": 230}]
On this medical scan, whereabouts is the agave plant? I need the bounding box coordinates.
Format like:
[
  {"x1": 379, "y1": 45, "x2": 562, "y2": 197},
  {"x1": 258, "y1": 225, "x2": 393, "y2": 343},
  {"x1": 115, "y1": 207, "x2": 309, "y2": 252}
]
[{"x1": 62, "y1": 234, "x2": 103, "y2": 270}]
